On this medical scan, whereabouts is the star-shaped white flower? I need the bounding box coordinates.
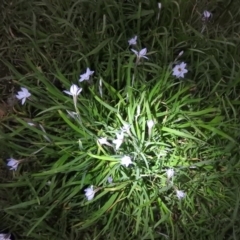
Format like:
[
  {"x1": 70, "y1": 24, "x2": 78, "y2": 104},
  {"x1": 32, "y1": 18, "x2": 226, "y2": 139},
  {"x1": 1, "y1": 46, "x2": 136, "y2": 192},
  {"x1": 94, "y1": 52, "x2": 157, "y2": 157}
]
[
  {"x1": 63, "y1": 84, "x2": 82, "y2": 96},
  {"x1": 120, "y1": 155, "x2": 132, "y2": 167},
  {"x1": 121, "y1": 123, "x2": 131, "y2": 134},
  {"x1": 16, "y1": 87, "x2": 31, "y2": 105},
  {"x1": 84, "y1": 185, "x2": 95, "y2": 201},
  {"x1": 128, "y1": 36, "x2": 137, "y2": 45},
  {"x1": 7, "y1": 158, "x2": 20, "y2": 171},
  {"x1": 112, "y1": 138, "x2": 123, "y2": 150},
  {"x1": 131, "y1": 48, "x2": 149, "y2": 60},
  {"x1": 98, "y1": 137, "x2": 112, "y2": 147},
  {"x1": 79, "y1": 68, "x2": 94, "y2": 82},
  {"x1": 64, "y1": 84, "x2": 82, "y2": 107},
  {"x1": 172, "y1": 62, "x2": 188, "y2": 78},
  {"x1": 176, "y1": 190, "x2": 186, "y2": 200},
  {"x1": 203, "y1": 10, "x2": 212, "y2": 19},
  {"x1": 98, "y1": 137, "x2": 108, "y2": 145},
  {"x1": 112, "y1": 131, "x2": 124, "y2": 150},
  {"x1": 166, "y1": 168, "x2": 174, "y2": 179}
]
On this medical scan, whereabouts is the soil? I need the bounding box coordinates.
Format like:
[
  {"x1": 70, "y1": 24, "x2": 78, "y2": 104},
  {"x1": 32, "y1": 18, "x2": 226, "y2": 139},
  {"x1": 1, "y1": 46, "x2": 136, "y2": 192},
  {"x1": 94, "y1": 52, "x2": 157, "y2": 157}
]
[
  {"x1": 0, "y1": 61, "x2": 15, "y2": 181},
  {"x1": 0, "y1": 59, "x2": 18, "y2": 116}
]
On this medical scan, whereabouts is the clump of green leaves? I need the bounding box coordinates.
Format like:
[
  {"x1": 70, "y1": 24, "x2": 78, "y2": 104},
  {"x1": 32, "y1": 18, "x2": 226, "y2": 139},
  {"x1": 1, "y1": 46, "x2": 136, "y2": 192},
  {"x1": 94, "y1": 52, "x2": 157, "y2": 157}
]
[{"x1": 1, "y1": 0, "x2": 240, "y2": 239}]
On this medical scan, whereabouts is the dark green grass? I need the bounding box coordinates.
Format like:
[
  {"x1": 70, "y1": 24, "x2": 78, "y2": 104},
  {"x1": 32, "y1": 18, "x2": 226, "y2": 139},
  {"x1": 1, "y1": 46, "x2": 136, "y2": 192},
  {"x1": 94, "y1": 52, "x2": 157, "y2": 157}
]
[{"x1": 1, "y1": 0, "x2": 240, "y2": 239}]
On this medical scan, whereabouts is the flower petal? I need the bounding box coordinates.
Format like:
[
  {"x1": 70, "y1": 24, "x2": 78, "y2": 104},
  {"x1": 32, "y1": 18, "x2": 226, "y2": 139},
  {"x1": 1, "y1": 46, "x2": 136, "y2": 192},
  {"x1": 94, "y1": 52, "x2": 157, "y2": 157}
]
[
  {"x1": 21, "y1": 98, "x2": 26, "y2": 105},
  {"x1": 131, "y1": 49, "x2": 138, "y2": 56},
  {"x1": 139, "y1": 48, "x2": 147, "y2": 56},
  {"x1": 63, "y1": 90, "x2": 72, "y2": 96}
]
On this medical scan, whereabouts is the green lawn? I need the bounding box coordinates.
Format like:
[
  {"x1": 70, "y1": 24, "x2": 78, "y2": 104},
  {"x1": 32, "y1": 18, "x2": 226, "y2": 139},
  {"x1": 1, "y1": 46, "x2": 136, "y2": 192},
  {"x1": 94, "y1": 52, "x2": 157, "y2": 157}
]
[{"x1": 1, "y1": 0, "x2": 240, "y2": 239}]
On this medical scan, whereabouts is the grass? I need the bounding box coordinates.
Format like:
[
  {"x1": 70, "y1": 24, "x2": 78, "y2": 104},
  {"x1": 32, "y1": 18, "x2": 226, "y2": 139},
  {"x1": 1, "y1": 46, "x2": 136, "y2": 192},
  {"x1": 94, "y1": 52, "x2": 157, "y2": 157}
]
[{"x1": 1, "y1": 0, "x2": 240, "y2": 239}]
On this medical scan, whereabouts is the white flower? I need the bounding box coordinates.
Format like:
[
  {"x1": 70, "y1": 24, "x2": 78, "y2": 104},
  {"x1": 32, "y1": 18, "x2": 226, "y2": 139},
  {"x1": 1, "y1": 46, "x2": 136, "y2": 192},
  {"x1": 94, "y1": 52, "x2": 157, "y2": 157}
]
[
  {"x1": 63, "y1": 84, "x2": 82, "y2": 96},
  {"x1": 79, "y1": 68, "x2": 94, "y2": 82},
  {"x1": 98, "y1": 137, "x2": 111, "y2": 146},
  {"x1": 0, "y1": 233, "x2": 11, "y2": 240},
  {"x1": 203, "y1": 10, "x2": 211, "y2": 19},
  {"x1": 128, "y1": 36, "x2": 137, "y2": 45},
  {"x1": 166, "y1": 169, "x2": 174, "y2": 179},
  {"x1": 107, "y1": 176, "x2": 113, "y2": 183},
  {"x1": 112, "y1": 131, "x2": 124, "y2": 150},
  {"x1": 98, "y1": 137, "x2": 108, "y2": 145},
  {"x1": 158, "y1": 2, "x2": 162, "y2": 9},
  {"x1": 117, "y1": 131, "x2": 124, "y2": 140},
  {"x1": 176, "y1": 190, "x2": 186, "y2": 200},
  {"x1": 120, "y1": 155, "x2": 132, "y2": 167},
  {"x1": 98, "y1": 137, "x2": 112, "y2": 147},
  {"x1": 147, "y1": 119, "x2": 155, "y2": 129},
  {"x1": 112, "y1": 138, "x2": 123, "y2": 150},
  {"x1": 131, "y1": 48, "x2": 149, "y2": 60},
  {"x1": 7, "y1": 158, "x2": 20, "y2": 171},
  {"x1": 84, "y1": 185, "x2": 95, "y2": 201},
  {"x1": 16, "y1": 87, "x2": 31, "y2": 105},
  {"x1": 64, "y1": 84, "x2": 82, "y2": 108},
  {"x1": 121, "y1": 123, "x2": 131, "y2": 134},
  {"x1": 172, "y1": 62, "x2": 188, "y2": 78}
]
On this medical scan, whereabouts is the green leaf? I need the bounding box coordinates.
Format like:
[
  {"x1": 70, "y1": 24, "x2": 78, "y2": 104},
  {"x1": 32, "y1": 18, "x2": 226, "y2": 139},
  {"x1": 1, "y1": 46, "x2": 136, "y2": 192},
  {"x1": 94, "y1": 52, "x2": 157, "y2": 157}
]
[
  {"x1": 76, "y1": 192, "x2": 119, "y2": 229},
  {"x1": 161, "y1": 127, "x2": 201, "y2": 141},
  {"x1": 86, "y1": 38, "x2": 112, "y2": 56}
]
